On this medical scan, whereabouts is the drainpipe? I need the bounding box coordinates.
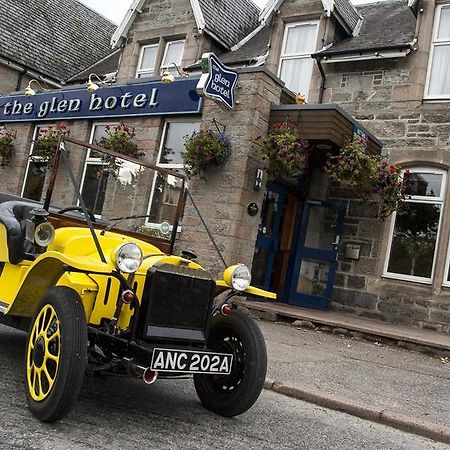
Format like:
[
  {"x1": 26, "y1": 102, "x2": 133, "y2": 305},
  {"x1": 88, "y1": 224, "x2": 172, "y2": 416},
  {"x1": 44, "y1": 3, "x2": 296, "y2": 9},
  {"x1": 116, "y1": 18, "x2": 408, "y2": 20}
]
[{"x1": 314, "y1": 56, "x2": 326, "y2": 104}]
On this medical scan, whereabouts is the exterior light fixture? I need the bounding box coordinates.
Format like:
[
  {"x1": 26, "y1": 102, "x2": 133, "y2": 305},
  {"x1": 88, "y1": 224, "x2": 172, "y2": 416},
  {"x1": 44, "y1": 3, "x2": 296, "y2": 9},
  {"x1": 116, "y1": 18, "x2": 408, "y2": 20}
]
[
  {"x1": 86, "y1": 73, "x2": 104, "y2": 93},
  {"x1": 161, "y1": 62, "x2": 189, "y2": 84},
  {"x1": 24, "y1": 79, "x2": 48, "y2": 97}
]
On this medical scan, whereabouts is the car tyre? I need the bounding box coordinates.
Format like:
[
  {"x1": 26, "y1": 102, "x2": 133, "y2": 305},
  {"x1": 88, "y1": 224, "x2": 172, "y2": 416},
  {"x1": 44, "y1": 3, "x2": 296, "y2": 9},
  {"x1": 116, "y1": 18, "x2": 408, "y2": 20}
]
[
  {"x1": 25, "y1": 286, "x2": 87, "y2": 422},
  {"x1": 194, "y1": 309, "x2": 267, "y2": 417}
]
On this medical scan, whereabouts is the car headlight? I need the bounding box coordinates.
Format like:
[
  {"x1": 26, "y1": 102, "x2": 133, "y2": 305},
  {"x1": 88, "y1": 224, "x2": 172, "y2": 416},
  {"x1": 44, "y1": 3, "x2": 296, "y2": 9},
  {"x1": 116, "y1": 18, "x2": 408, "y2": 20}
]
[
  {"x1": 112, "y1": 243, "x2": 143, "y2": 273},
  {"x1": 34, "y1": 222, "x2": 55, "y2": 247},
  {"x1": 223, "y1": 264, "x2": 251, "y2": 291}
]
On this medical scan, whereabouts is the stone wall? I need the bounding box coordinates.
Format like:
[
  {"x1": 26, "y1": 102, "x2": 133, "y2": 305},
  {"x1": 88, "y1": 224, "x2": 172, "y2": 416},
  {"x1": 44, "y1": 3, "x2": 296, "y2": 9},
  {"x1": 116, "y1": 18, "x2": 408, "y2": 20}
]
[
  {"x1": 176, "y1": 70, "x2": 284, "y2": 276},
  {"x1": 318, "y1": 0, "x2": 450, "y2": 332}
]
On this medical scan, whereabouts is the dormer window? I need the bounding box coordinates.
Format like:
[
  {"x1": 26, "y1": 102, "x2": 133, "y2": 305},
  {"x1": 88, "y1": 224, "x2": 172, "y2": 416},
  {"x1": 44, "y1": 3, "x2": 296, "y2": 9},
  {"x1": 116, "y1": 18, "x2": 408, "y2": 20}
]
[
  {"x1": 136, "y1": 44, "x2": 158, "y2": 78},
  {"x1": 278, "y1": 21, "x2": 319, "y2": 98},
  {"x1": 136, "y1": 39, "x2": 185, "y2": 79},
  {"x1": 425, "y1": 4, "x2": 450, "y2": 98},
  {"x1": 160, "y1": 40, "x2": 185, "y2": 76}
]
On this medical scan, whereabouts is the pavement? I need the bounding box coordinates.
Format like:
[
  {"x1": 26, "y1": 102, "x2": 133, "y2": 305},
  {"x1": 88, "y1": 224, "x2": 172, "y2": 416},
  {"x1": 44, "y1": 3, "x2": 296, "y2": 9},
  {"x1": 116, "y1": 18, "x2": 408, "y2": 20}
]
[{"x1": 235, "y1": 300, "x2": 450, "y2": 445}]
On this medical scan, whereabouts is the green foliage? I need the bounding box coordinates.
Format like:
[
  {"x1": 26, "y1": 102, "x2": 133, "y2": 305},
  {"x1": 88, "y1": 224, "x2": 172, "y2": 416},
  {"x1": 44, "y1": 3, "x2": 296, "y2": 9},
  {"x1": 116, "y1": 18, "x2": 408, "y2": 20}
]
[
  {"x1": 254, "y1": 123, "x2": 309, "y2": 183},
  {"x1": 0, "y1": 129, "x2": 16, "y2": 168},
  {"x1": 326, "y1": 137, "x2": 410, "y2": 218},
  {"x1": 32, "y1": 124, "x2": 70, "y2": 165},
  {"x1": 182, "y1": 130, "x2": 231, "y2": 179}
]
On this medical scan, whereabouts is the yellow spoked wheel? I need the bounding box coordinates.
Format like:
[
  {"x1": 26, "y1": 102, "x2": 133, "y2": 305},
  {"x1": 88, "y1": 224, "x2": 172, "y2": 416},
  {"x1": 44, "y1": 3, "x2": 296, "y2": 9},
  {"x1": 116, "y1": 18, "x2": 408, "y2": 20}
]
[
  {"x1": 27, "y1": 304, "x2": 61, "y2": 401},
  {"x1": 25, "y1": 286, "x2": 87, "y2": 423}
]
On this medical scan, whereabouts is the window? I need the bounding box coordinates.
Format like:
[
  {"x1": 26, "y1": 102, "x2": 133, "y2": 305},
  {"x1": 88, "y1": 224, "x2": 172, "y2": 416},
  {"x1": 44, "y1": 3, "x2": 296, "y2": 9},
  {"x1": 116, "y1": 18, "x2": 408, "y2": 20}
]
[
  {"x1": 79, "y1": 123, "x2": 117, "y2": 216},
  {"x1": 426, "y1": 4, "x2": 450, "y2": 98},
  {"x1": 384, "y1": 168, "x2": 446, "y2": 283},
  {"x1": 136, "y1": 39, "x2": 185, "y2": 79},
  {"x1": 22, "y1": 125, "x2": 50, "y2": 201},
  {"x1": 160, "y1": 40, "x2": 185, "y2": 76},
  {"x1": 278, "y1": 21, "x2": 319, "y2": 98},
  {"x1": 146, "y1": 121, "x2": 200, "y2": 226},
  {"x1": 136, "y1": 44, "x2": 158, "y2": 78}
]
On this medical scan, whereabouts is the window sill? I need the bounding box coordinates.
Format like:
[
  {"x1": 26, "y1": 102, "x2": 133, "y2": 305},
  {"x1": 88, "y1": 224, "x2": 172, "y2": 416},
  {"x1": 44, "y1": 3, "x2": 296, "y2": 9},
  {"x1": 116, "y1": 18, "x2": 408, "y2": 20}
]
[{"x1": 381, "y1": 273, "x2": 432, "y2": 286}]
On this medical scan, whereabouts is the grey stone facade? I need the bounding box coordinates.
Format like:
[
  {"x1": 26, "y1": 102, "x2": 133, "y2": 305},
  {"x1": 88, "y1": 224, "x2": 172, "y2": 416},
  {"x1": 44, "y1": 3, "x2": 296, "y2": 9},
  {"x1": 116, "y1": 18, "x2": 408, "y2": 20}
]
[{"x1": 1, "y1": 0, "x2": 450, "y2": 333}]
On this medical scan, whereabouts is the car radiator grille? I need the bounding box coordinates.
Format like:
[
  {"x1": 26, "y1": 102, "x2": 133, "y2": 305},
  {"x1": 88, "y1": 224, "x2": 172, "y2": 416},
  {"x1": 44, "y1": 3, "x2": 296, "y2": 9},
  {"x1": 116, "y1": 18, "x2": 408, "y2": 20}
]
[{"x1": 137, "y1": 263, "x2": 216, "y2": 343}]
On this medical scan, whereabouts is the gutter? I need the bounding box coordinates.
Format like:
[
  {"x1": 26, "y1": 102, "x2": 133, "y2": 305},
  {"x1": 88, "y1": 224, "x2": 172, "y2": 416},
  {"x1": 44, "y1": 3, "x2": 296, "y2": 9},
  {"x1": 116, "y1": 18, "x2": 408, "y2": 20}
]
[{"x1": 313, "y1": 42, "x2": 416, "y2": 63}]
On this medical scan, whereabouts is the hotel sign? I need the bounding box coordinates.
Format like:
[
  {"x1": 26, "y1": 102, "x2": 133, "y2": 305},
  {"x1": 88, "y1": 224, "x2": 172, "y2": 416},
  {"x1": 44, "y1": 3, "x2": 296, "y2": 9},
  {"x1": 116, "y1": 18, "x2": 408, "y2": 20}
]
[
  {"x1": 197, "y1": 53, "x2": 238, "y2": 110},
  {"x1": 0, "y1": 79, "x2": 202, "y2": 123}
]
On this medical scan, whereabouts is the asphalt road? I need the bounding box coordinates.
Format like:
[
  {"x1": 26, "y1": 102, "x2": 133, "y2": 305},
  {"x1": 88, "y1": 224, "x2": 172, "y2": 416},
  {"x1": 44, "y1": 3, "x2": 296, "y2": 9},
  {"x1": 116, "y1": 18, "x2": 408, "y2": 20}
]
[{"x1": 0, "y1": 324, "x2": 447, "y2": 450}]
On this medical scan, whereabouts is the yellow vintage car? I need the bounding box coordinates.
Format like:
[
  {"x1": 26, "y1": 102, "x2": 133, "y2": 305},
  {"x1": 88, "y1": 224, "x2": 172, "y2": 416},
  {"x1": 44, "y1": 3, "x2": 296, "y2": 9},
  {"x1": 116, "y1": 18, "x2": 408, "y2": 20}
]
[{"x1": 0, "y1": 137, "x2": 275, "y2": 422}]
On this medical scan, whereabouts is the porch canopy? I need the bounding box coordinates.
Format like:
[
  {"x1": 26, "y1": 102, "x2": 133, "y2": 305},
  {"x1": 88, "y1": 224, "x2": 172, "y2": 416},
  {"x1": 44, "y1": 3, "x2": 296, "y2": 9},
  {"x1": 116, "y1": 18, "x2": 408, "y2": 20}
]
[{"x1": 270, "y1": 104, "x2": 383, "y2": 157}]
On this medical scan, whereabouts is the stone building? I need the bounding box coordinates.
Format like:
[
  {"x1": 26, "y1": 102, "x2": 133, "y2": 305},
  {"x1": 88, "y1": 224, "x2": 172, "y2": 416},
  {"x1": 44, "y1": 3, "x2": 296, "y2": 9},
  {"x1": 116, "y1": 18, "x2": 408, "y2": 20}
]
[{"x1": 0, "y1": 0, "x2": 449, "y2": 332}]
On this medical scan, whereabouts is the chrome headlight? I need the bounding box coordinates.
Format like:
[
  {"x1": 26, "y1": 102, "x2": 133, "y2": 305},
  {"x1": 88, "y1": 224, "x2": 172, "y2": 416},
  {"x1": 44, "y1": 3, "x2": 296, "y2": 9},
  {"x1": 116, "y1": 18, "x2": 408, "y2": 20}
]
[
  {"x1": 224, "y1": 264, "x2": 251, "y2": 291},
  {"x1": 34, "y1": 222, "x2": 55, "y2": 247},
  {"x1": 112, "y1": 243, "x2": 143, "y2": 273}
]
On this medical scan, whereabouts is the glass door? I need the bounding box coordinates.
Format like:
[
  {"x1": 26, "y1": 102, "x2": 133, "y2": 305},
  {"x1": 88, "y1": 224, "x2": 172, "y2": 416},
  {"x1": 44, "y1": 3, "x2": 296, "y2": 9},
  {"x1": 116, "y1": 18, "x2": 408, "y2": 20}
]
[{"x1": 287, "y1": 200, "x2": 345, "y2": 309}]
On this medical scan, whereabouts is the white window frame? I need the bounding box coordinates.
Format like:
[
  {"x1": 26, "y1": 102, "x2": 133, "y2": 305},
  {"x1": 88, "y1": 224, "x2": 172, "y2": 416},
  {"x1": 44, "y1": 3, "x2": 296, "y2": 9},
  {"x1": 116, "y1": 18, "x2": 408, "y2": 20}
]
[
  {"x1": 21, "y1": 124, "x2": 51, "y2": 198},
  {"x1": 136, "y1": 43, "x2": 159, "y2": 78},
  {"x1": 277, "y1": 21, "x2": 319, "y2": 97},
  {"x1": 424, "y1": 4, "x2": 450, "y2": 99},
  {"x1": 160, "y1": 39, "x2": 185, "y2": 76},
  {"x1": 145, "y1": 119, "x2": 200, "y2": 228},
  {"x1": 78, "y1": 122, "x2": 118, "y2": 217},
  {"x1": 383, "y1": 167, "x2": 447, "y2": 284}
]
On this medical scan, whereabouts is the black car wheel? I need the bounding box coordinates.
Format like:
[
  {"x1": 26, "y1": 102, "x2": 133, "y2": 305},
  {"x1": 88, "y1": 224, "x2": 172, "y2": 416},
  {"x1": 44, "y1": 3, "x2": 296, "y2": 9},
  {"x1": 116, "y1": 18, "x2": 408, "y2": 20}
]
[
  {"x1": 25, "y1": 286, "x2": 87, "y2": 422},
  {"x1": 194, "y1": 309, "x2": 267, "y2": 417}
]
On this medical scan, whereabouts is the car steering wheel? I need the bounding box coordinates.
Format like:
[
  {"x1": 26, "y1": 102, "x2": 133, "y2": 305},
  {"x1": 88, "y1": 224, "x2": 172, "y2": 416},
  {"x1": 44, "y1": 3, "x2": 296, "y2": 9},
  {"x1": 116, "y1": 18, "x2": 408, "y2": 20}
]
[{"x1": 56, "y1": 206, "x2": 96, "y2": 223}]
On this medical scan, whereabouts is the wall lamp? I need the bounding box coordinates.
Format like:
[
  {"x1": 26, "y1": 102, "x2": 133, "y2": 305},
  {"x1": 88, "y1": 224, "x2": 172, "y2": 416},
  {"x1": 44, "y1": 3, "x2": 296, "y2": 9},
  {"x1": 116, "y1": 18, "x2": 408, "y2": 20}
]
[
  {"x1": 86, "y1": 73, "x2": 105, "y2": 93},
  {"x1": 24, "y1": 79, "x2": 49, "y2": 97},
  {"x1": 161, "y1": 62, "x2": 189, "y2": 84}
]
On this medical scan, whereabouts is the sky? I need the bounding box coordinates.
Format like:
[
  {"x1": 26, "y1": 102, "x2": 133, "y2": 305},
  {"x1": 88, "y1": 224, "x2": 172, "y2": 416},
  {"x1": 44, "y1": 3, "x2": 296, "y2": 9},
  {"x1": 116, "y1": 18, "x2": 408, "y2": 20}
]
[{"x1": 79, "y1": 0, "x2": 373, "y2": 24}]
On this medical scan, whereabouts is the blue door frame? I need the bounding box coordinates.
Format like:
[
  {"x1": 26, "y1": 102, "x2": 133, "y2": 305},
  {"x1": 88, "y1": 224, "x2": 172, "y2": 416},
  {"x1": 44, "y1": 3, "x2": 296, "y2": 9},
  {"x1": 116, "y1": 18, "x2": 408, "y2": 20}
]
[
  {"x1": 285, "y1": 200, "x2": 345, "y2": 310},
  {"x1": 253, "y1": 183, "x2": 286, "y2": 290}
]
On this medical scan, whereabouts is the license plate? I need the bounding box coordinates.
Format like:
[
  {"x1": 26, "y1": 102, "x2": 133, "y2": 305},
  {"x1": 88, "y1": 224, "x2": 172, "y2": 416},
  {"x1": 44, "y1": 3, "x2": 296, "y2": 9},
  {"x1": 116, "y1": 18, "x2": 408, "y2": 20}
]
[{"x1": 150, "y1": 348, "x2": 233, "y2": 375}]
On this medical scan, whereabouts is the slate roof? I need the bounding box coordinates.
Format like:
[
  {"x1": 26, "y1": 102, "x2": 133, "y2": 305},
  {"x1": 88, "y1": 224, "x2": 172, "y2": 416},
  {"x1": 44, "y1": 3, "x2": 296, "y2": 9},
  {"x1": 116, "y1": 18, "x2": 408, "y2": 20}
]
[
  {"x1": 0, "y1": 0, "x2": 117, "y2": 83},
  {"x1": 334, "y1": 0, "x2": 362, "y2": 33},
  {"x1": 220, "y1": 26, "x2": 271, "y2": 66},
  {"x1": 315, "y1": 0, "x2": 416, "y2": 57},
  {"x1": 198, "y1": 0, "x2": 261, "y2": 49},
  {"x1": 67, "y1": 50, "x2": 121, "y2": 83}
]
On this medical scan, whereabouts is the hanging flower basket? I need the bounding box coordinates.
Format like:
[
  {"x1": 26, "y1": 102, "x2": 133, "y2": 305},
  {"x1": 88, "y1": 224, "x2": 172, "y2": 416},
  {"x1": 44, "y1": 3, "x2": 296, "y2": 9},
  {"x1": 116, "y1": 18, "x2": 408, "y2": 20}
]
[
  {"x1": 325, "y1": 136, "x2": 410, "y2": 218},
  {"x1": 0, "y1": 128, "x2": 16, "y2": 168},
  {"x1": 182, "y1": 130, "x2": 231, "y2": 179},
  {"x1": 31, "y1": 124, "x2": 70, "y2": 165},
  {"x1": 97, "y1": 123, "x2": 144, "y2": 174},
  {"x1": 254, "y1": 122, "x2": 309, "y2": 183}
]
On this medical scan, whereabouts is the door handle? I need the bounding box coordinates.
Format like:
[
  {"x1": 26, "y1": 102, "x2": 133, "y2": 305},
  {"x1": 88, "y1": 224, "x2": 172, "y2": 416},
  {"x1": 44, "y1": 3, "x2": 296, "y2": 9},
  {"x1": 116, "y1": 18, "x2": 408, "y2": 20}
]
[{"x1": 332, "y1": 235, "x2": 341, "y2": 248}]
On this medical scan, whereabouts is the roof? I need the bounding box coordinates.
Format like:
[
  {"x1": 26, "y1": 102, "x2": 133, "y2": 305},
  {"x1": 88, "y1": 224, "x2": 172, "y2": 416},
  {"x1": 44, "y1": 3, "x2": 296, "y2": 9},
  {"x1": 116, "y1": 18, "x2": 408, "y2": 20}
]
[
  {"x1": 197, "y1": 0, "x2": 261, "y2": 49},
  {"x1": 221, "y1": 26, "x2": 271, "y2": 66},
  {"x1": 260, "y1": 0, "x2": 361, "y2": 35},
  {"x1": 0, "y1": 0, "x2": 117, "y2": 83},
  {"x1": 67, "y1": 50, "x2": 122, "y2": 83},
  {"x1": 113, "y1": 0, "x2": 261, "y2": 50},
  {"x1": 315, "y1": 0, "x2": 416, "y2": 57},
  {"x1": 334, "y1": 0, "x2": 362, "y2": 35}
]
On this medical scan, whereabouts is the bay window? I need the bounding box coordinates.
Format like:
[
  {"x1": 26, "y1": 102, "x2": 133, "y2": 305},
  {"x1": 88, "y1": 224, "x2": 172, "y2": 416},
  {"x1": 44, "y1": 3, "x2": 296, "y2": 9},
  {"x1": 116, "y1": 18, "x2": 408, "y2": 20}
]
[{"x1": 384, "y1": 168, "x2": 446, "y2": 283}]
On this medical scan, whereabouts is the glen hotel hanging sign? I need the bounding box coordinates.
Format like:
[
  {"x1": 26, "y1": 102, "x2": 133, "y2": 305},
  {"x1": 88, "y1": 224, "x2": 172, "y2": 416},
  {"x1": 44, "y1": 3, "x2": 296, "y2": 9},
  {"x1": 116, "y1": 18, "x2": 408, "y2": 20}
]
[{"x1": 0, "y1": 79, "x2": 202, "y2": 122}]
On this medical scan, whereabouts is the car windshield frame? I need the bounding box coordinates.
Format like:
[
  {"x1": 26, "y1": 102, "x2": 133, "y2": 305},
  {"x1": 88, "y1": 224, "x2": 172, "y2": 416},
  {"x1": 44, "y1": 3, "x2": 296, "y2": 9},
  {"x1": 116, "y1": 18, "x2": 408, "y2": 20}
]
[{"x1": 43, "y1": 136, "x2": 188, "y2": 262}]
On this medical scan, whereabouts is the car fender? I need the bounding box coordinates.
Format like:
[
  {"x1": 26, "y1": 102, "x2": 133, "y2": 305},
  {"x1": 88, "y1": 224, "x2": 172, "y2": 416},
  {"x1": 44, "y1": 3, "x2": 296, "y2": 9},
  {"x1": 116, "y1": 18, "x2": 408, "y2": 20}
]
[{"x1": 7, "y1": 252, "x2": 105, "y2": 318}]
